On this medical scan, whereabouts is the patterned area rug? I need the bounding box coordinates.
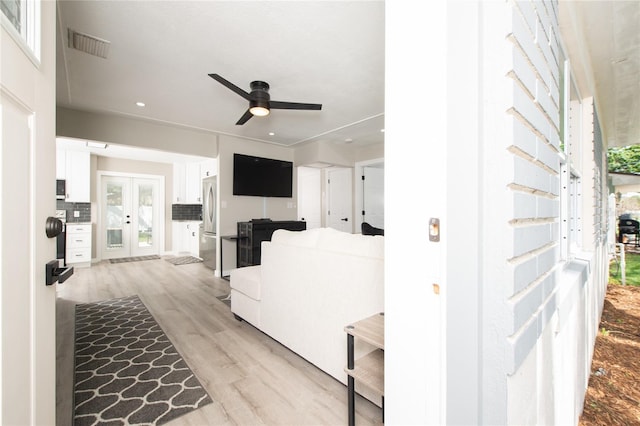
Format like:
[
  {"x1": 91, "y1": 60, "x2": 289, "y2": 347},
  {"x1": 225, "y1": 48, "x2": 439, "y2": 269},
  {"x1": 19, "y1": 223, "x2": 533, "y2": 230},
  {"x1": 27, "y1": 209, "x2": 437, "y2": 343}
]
[
  {"x1": 74, "y1": 295, "x2": 212, "y2": 425},
  {"x1": 164, "y1": 256, "x2": 202, "y2": 266},
  {"x1": 109, "y1": 255, "x2": 161, "y2": 264}
]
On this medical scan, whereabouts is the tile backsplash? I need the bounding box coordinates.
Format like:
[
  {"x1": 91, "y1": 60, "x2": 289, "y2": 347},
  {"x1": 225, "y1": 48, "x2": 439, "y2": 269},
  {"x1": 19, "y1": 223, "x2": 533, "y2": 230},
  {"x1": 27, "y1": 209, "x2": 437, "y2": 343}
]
[
  {"x1": 172, "y1": 204, "x2": 202, "y2": 221},
  {"x1": 57, "y1": 200, "x2": 91, "y2": 223}
]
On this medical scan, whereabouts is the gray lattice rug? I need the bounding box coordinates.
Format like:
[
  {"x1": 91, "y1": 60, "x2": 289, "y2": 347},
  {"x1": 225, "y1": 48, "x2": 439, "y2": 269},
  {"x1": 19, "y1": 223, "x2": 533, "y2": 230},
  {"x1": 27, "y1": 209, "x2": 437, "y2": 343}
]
[
  {"x1": 164, "y1": 256, "x2": 202, "y2": 266},
  {"x1": 74, "y1": 295, "x2": 212, "y2": 425},
  {"x1": 109, "y1": 255, "x2": 161, "y2": 264}
]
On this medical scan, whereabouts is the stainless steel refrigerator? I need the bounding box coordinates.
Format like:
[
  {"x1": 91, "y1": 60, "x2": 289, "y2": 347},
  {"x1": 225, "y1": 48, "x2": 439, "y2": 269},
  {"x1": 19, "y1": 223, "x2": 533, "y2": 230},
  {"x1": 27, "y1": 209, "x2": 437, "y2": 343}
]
[{"x1": 199, "y1": 176, "x2": 217, "y2": 270}]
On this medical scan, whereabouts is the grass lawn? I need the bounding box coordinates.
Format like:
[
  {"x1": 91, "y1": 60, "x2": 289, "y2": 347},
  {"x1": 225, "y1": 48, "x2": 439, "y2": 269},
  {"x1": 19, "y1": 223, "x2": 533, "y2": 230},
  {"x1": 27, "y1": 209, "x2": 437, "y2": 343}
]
[{"x1": 609, "y1": 251, "x2": 640, "y2": 286}]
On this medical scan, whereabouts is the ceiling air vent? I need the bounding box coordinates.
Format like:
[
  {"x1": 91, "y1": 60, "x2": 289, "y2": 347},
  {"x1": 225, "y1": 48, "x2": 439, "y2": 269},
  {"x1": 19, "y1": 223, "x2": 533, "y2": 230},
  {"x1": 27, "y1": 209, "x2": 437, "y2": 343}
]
[{"x1": 67, "y1": 28, "x2": 110, "y2": 59}]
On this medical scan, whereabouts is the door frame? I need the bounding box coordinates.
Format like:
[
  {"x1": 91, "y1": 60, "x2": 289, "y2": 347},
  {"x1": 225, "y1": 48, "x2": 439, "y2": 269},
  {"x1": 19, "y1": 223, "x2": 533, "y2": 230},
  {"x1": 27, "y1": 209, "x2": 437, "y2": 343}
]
[
  {"x1": 355, "y1": 158, "x2": 384, "y2": 233},
  {"x1": 97, "y1": 171, "x2": 165, "y2": 261}
]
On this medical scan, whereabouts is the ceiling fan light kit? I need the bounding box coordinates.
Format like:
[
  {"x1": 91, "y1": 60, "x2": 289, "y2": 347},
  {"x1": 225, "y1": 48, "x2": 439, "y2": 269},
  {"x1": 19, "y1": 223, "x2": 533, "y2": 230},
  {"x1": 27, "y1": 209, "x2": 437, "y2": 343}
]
[{"x1": 208, "y1": 73, "x2": 322, "y2": 125}]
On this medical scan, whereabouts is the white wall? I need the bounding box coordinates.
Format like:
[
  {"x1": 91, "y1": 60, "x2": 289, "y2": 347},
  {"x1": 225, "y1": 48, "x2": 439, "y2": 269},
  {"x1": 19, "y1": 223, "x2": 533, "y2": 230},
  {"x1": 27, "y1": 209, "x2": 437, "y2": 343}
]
[
  {"x1": 386, "y1": 2, "x2": 448, "y2": 423},
  {"x1": 217, "y1": 135, "x2": 297, "y2": 270},
  {"x1": 57, "y1": 107, "x2": 219, "y2": 158},
  {"x1": 94, "y1": 156, "x2": 174, "y2": 257}
]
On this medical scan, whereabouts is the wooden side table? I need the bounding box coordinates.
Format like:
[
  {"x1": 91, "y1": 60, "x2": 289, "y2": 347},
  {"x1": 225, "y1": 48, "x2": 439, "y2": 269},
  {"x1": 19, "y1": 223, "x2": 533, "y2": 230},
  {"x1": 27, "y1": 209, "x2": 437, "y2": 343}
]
[{"x1": 345, "y1": 312, "x2": 384, "y2": 425}]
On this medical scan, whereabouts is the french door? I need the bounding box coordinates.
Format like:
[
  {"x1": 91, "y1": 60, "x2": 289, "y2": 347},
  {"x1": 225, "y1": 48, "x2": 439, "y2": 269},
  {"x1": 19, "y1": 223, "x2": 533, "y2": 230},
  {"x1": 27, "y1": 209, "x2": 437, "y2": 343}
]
[{"x1": 102, "y1": 175, "x2": 161, "y2": 259}]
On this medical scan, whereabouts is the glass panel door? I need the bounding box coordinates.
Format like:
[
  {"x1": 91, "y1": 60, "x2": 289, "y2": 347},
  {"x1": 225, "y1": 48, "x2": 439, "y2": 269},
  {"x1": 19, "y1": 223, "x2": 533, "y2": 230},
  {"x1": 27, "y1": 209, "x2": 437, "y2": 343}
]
[
  {"x1": 102, "y1": 175, "x2": 160, "y2": 259},
  {"x1": 131, "y1": 178, "x2": 159, "y2": 256},
  {"x1": 102, "y1": 176, "x2": 131, "y2": 259}
]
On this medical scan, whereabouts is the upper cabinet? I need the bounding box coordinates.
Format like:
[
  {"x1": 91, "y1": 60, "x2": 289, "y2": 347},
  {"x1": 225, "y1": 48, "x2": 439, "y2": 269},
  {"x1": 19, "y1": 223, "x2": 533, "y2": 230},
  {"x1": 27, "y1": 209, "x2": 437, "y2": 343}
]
[
  {"x1": 173, "y1": 162, "x2": 202, "y2": 204},
  {"x1": 57, "y1": 149, "x2": 90, "y2": 202},
  {"x1": 200, "y1": 159, "x2": 217, "y2": 179},
  {"x1": 174, "y1": 159, "x2": 217, "y2": 204}
]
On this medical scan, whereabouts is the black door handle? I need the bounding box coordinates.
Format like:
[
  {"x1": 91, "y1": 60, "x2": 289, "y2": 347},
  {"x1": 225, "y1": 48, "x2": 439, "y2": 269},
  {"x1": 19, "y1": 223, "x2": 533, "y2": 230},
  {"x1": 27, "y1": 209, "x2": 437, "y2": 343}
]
[
  {"x1": 46, "y1": 260, "x2": 73, "y2": 285},
  {"x1": 45, "y1": 217, "x2": 63, "y2": 238},
  {"x1": 341, "y1": 218, "x2": 348, "y2": 222}
]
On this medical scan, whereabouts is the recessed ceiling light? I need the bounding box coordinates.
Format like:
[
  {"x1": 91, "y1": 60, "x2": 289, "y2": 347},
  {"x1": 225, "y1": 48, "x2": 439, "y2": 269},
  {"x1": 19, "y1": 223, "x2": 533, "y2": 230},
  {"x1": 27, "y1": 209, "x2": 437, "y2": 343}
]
[
  {"x1": 136, "y1": 101, "x2": 146, "y2": 107},
  {"x1": 380, "y1": 128, "x2": 385, "y2": 133},
  {"x1": 269, "y1": 132, "x2": 275, "y2": 136},
  {"x1": 345, "y1": 138, "x2": 353, "y2": 143}
]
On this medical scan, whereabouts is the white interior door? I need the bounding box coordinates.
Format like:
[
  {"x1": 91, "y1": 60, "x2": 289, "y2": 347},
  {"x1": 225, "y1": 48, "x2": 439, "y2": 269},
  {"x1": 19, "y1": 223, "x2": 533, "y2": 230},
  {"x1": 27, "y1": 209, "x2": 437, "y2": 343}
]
[
  {"x1": 327, "y1": 168, "x2": 353, "y2": 233},
  {"x1": 102, "y1": 176, "x2": 160, "y2": 259},
  {"x1": 297, "y1": 167, "x2": 322, "y2": 229},
  {"x1": 363, "y1": 166, "x2": 385, "y2": 229}
]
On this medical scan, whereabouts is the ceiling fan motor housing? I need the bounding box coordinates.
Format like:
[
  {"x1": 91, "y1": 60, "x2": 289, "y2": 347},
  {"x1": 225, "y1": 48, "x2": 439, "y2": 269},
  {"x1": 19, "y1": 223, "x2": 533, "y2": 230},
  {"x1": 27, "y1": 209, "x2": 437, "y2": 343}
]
[{"x1": 250, "y1": 81, "x2": 270, "y2": 110}]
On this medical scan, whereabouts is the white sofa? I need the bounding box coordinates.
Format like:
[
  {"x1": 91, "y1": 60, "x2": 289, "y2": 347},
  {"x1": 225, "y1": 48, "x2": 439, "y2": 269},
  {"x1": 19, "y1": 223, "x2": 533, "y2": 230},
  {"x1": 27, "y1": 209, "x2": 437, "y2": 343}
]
[{"x1": 230, "y1": 227, "x2": 384, "y2": 397}]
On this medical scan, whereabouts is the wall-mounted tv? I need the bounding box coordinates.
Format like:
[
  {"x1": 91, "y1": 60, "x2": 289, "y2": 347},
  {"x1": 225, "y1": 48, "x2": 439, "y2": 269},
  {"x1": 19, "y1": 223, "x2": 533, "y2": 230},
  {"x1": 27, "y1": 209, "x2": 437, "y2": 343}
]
[{"x1": 233, "y1": 153, "x2": 293, "y2": 198}]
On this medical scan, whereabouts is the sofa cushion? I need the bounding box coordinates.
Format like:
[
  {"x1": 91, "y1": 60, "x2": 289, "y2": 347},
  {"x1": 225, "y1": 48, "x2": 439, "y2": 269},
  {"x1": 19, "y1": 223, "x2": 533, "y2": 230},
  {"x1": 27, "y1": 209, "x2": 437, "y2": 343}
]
[
  {"x1": 271, "y1": 227, "x2": 384, "y2": 259},
  {"x1": 316, "y1": 228, "x2": 384, "y2": 259},
  {"x1": 270, "y1": 227, "x2": 324, "y2": 248},
  {"x1": 229, "y1": 265, "x2": 262, "y2": 300}
]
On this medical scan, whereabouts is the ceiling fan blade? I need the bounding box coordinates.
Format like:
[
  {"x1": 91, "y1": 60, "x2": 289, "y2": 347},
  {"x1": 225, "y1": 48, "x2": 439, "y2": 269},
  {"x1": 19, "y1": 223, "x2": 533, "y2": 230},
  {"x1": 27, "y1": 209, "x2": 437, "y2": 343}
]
[
  {"x1": 270, "y1": 100, "x2": 322, "y2": 111},
  {"x1": 208, "y1": 74, "x2": 251, "y2": 100},
  {"x1": 235, "y1": 109, "x2": 254, "y2": 125}
]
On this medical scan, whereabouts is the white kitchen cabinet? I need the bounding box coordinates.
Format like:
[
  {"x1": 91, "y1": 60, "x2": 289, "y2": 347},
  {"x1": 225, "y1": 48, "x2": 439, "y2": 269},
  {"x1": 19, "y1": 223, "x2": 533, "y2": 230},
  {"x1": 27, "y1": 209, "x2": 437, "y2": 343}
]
[
  {"x1": 200, "y1": 158, "x2": 217, "y2": 179},
  {"x1": 56, "y1": 149, "x2": 66, "y2": 179},
  {"x1": 185, "y1": 163, "x2": 201, "y2": 203},
  {"x1": 66, "y1": 223, "x2": 92, "y2": 267},
  {"x1": 172, "y1": 221, "x2": 200, "y2": 257},
  {"x1": 172, "y1": 163, "x2": 186, "y2": 203},
  {"x1": 172, "y1": 222, "x2": 185, "y2": 253},
  {"x1": 64, "y1": 150, "x2": 90, "y2": 202},
  {"x1": 173, "y1": 162, "x2": 202, "y2": 204},
  {"x1": 187, "y1": 222, "x2": 200, "y2": 257}
]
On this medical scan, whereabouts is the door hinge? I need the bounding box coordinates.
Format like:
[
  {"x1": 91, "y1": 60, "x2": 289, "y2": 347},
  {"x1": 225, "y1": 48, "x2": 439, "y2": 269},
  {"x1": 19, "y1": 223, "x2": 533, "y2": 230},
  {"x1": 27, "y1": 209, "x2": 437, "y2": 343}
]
[
  {"x1": 362, "y1": 175, "x2": 365, "y2": 181},
  {"x1": 362, "y1": 210, "x2": 365, "y2": 216}
]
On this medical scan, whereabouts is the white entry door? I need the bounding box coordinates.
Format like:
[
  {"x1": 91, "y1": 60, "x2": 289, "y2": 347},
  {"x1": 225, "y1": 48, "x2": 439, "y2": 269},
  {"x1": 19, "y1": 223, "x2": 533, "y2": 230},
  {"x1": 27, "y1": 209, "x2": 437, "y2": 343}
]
[
  {"x1": 1, "y1": 2, "x2": 56, "y2": 424},
  {"x1": 102, "y1": 176, "x2": 161, "y2": 259},
  {"x1": 327, "y1": 168, "x2": 353, "y2": 233}
]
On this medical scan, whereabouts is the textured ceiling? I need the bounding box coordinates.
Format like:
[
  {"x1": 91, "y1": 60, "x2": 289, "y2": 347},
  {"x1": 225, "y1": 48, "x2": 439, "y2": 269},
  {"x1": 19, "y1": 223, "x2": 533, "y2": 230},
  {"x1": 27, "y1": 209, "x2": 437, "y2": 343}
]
[
  {"x1": 56, "y1": 1, "x2": 385, "y2": 148},
  {"x1": 57, "y1": 1, "x2": 638, "y2": 151}
]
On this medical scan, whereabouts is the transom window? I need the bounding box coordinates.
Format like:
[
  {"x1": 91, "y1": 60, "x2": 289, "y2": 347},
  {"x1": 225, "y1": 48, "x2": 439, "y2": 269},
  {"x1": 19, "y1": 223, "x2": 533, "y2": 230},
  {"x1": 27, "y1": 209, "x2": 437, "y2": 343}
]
[{"x1": 1, "y1": 0, "x2": 40, "y2": 63}]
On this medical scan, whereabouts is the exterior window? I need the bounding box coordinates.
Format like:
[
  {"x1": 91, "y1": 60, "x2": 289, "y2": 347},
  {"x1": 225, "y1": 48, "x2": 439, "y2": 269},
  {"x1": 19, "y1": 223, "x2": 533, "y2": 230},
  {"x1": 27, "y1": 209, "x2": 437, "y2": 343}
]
[
  {"x1": 569, "y1": 171, "x2": 582, "y2": 252},
  {"x1": 1, "y1": 0, "x2": 40, "y2": 62},
  {"x1": 559, "y1": 56, "x2": 583, "y2": 260}
]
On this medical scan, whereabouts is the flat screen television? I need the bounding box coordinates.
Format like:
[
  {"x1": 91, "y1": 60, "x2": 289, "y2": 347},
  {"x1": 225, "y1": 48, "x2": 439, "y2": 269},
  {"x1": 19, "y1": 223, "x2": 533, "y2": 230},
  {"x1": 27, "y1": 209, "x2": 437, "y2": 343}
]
[{"x1": 233, "y1": 153, "x2": 293, "y2": 197}]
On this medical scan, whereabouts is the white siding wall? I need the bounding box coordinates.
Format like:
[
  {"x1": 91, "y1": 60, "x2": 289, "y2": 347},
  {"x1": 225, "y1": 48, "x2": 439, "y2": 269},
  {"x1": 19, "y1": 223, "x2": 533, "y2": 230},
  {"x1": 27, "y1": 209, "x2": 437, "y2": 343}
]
[
  {"x1": 502, "y1": 2, "x2": 608, "y2": 425},
  {"x1": 383, "y1": 1, "x2": 609, "y2": 423},
  {"x1": 504, "y1": 0, "x2": 562, "y2": 376}
]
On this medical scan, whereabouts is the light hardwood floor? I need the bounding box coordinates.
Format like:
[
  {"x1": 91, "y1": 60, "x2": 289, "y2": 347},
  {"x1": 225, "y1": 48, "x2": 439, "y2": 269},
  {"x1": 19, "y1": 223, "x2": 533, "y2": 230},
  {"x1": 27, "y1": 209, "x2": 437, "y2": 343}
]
[{"x1": 56, "y1": 258, "x2": 382, "y2": 425}]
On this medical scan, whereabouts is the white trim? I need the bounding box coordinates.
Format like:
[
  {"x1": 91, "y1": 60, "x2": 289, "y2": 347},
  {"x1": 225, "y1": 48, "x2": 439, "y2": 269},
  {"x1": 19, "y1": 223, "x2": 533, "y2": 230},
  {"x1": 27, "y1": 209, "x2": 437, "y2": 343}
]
[
  {"x1": 0, "y1": 100, "x2": 3, "y2": 423},
  {"x1": 0, "y1": 3, "x2": 40, "y2": 67},
  {"x1": 354, "y1": 158, "x2": 384, "y2": 233},
  {"x1": 28, "y1": 110, "x2": 36, "y2": 425}
]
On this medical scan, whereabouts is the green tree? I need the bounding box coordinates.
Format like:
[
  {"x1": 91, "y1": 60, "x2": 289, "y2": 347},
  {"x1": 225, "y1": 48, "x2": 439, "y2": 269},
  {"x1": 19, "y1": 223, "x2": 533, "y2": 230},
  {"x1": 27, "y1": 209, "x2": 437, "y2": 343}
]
[{"x1": 608, "y1": 145, "x2": 640, "y2": 174}]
